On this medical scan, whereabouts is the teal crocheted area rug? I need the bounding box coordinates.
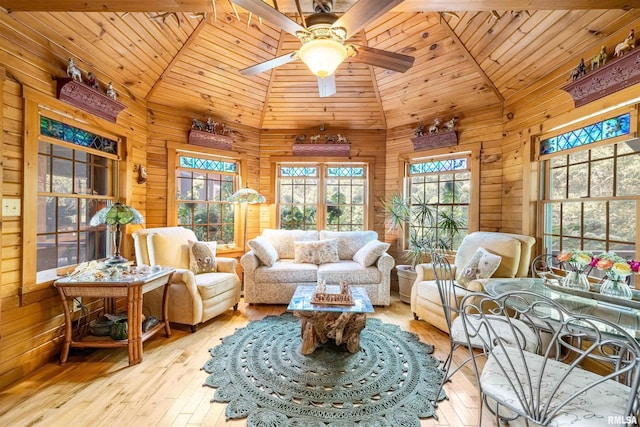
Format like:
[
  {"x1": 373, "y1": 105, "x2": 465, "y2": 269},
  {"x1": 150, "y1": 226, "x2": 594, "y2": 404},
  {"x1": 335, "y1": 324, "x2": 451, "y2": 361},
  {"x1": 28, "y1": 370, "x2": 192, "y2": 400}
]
[{"x1": 203, "y1": 313, "x2": 445, "y2": 426}]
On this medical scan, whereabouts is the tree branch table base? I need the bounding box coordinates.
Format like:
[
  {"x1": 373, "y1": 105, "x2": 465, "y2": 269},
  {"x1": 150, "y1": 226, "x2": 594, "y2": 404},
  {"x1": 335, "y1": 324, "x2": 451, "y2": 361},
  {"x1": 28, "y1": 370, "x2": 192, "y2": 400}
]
[{"x1": 287, "y1": 285, "x2": 374, "y2": 355}]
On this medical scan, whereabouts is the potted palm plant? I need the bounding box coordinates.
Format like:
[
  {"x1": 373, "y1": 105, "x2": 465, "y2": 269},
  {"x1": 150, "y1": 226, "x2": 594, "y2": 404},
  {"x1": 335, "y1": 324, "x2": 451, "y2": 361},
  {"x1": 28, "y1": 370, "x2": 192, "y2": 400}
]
[{"x1": 381, "y1": 192, "x2": 465, "y2": 303}]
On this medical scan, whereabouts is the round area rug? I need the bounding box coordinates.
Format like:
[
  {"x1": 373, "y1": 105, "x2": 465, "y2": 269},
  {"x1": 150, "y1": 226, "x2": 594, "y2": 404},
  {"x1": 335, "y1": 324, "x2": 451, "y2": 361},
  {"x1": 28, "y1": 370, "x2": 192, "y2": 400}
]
[{"x1": 203, "y1": 313, "x2": 445, "y2": 426}]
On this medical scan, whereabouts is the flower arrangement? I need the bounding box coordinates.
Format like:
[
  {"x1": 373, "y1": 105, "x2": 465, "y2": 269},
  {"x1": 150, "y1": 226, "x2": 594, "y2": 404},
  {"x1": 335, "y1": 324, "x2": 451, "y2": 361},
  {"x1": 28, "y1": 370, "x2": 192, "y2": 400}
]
[
  {"x1": 590, "y1": 251, "x2": 639, "y2": 282},
  {"x1": 556, "y1": 249, "x2": 593, "y2": 273}
]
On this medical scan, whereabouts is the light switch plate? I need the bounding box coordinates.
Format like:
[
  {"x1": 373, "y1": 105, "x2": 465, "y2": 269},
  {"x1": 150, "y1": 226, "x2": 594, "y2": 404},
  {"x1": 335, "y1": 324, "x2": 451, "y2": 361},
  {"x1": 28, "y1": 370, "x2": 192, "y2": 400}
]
[{"x1": 2, "y1": 198, "x2": 21, "y2": 217}]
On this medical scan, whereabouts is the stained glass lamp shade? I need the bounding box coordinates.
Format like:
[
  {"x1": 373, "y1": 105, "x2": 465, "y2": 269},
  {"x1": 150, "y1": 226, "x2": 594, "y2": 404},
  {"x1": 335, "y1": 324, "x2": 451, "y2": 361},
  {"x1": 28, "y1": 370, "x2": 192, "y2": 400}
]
[
  {"x1": 90, "y1": 201, "x2": 144, "y2": 264},
  {"x1": 227, "y1": 187, "x2": 266, "y2": 251}
]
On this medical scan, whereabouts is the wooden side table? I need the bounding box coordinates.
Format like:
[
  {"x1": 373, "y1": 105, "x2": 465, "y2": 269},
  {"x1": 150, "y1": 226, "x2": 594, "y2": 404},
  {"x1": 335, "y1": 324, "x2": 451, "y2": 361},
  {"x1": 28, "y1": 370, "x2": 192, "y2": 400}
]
[{"x1": 54, "y1": 268, "x2": 175, "y2": 366}]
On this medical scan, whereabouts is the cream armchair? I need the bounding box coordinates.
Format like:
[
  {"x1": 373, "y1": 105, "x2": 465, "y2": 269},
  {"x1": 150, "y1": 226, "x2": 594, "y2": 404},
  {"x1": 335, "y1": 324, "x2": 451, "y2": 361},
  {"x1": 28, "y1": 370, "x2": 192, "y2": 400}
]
[
  {"x1": 133, "y1": 227, "x2": 241, "y2": 332},
  {"x1": 410, "y1": 231, "x2": 535, "y2": 332}
]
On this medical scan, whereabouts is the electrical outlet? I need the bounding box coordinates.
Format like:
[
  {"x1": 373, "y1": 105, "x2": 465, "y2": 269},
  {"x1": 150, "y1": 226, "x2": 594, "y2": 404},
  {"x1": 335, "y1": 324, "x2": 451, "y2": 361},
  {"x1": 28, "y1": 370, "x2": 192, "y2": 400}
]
[{"x1": 72, "y1": 297, "x2": 83, "y2": 312}]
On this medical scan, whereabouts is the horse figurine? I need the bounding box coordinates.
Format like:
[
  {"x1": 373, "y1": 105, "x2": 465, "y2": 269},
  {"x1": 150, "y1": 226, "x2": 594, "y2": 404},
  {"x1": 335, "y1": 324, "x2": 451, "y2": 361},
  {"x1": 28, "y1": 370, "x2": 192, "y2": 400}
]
[
  {"x1": 590, "y1": 46, "x2": 607, "y2": 71},
  {"x1": 443, "y1": 117, "x2": 457, "y2": 132},
  {"x1": 106, "y1": 82, "x2": 117, "y2": 100},
  {"x1": 614, "y1": 29, "x2": 635, "y2": 57},
  {"x1": 336, "y1": 134, "x2": 348, "y2": 144},
  {"x1": 66, "y1": 58, "x2": 82, "y2": 82},
  {"x1": 310, "y1": 134, "x2": 321, "y2": 143},
  {"x1": 414, "y1": 125, "x2": 424, "y2": 137},
  {"x1": 86, "y1": 72, "x2": 99, "y2": 90},
  {"x1": 428, "y1": 118, "x2": 440, "y2": 134},
  {"x1": 191, "y1": 118, "x2": 206, "y2": 131},
  {"x1": 569, "y1": 58, "x2": 587, "y2": 81}
]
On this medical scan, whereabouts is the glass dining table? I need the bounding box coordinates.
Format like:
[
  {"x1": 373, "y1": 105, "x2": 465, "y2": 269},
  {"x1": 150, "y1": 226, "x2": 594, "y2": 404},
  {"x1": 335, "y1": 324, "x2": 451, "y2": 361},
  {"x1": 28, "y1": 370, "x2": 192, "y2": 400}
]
[{"x1": 484, "y1": 278, "x2": 640, "y2": 340}]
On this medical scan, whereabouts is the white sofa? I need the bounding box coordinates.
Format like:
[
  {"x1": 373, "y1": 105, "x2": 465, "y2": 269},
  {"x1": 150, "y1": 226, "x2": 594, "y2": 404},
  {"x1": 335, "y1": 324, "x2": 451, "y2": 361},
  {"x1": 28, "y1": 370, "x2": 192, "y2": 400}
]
[
  {"x1": 241, "y1": 229, "x2": 395, "y2": 306},
  {"x1": 133, "y1": 227, "x2": 241, "y2": 332},
  {"x1": 411, "y1": 231, "x2": 535, "y2": 332}
]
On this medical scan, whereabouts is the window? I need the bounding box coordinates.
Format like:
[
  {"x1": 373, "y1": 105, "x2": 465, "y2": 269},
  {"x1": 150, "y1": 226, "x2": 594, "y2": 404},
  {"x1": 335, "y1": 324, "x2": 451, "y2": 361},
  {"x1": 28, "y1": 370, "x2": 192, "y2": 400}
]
[
  {"x1": 406, "y1": 156, "x2": 470, "y2": 249},
  {"x1": 36, "y1": 117, "x2": 116, "y2": 272},
  {"x1": 539, "y1": 112, "x2": 638, "y2": 261},
  {"x1": 176, "y1": 154, "x2": 237, "y2": 242},
  {"x1": 276, "y1": 163, "x2": 367, "y2": 231}
]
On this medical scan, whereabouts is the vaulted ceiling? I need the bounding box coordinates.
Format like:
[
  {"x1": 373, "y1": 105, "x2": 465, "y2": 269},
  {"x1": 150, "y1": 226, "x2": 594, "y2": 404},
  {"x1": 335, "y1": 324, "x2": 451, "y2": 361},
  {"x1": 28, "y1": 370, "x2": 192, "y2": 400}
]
[{"x1": 1, "y1": 1, "x2": 639, "y2": 130}]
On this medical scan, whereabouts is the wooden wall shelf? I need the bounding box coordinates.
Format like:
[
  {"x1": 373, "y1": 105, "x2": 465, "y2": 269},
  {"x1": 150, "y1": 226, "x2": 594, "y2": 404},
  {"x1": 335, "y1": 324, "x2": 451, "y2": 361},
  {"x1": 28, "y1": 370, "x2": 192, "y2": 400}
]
[
  {"x1": 561, "y1": 50, "x2": 640, "y2": 107},
  {"x1": 55, "y1": 78, "x2": 126, "y2": 123},
  {"x1": 188, "y1": 129, "x2": 233, "y2": 150},
  {"x1": 411, "y1": 131, "x2": 458, "y2": 151},
  {"x1": 293, "y1": 144, "x2": 350, "y2": 157}
]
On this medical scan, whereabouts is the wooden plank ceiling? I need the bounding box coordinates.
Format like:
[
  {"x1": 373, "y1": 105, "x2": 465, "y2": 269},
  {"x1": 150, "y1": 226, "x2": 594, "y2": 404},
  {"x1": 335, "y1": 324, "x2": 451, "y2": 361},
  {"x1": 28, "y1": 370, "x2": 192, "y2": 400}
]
[{"x1": 2, "y1": 1, "x2": 639, "y2": 129}]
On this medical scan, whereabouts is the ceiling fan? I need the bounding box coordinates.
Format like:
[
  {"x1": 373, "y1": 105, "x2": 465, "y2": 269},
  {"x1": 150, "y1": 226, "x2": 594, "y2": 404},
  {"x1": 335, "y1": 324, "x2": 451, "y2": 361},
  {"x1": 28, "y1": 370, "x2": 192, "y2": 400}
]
[{"x1": 232, "y1": 0, "x2": 415, "y2": 97}]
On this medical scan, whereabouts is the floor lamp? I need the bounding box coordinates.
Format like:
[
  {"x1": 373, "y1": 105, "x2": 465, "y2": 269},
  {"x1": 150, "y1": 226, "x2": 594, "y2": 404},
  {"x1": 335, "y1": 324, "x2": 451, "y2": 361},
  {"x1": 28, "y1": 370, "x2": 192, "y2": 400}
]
[{"x1": 227, "y1": 186, "x2": 266, "y2": 251}]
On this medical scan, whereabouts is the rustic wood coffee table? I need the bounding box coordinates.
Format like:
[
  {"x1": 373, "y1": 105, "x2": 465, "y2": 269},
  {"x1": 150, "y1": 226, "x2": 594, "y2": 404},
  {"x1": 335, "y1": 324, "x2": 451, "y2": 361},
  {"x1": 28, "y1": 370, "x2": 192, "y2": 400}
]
[{"x1": 287, "y1": 285, "x2": 374, "y2": 355}]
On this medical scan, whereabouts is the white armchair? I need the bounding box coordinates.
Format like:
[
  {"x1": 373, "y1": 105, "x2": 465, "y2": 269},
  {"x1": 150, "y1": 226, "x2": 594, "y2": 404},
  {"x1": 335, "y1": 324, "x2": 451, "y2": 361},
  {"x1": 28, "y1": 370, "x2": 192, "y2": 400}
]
[
  {"x1": 133, "y1": 227, "x2": 241, "y2": 332},
  {"x1": 411, "y1": 231, "x2": 535, "y2": 332}
]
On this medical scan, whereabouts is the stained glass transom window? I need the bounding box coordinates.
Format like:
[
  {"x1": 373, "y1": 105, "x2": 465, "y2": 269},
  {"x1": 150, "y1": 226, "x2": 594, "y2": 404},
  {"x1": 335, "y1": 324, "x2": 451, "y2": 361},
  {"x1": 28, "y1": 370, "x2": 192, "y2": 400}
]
[
  {"x1": 40, "y1": 117, "x2": 118, "y2": 154},
  {"x1": 410, "y1": 158, "x2": 467, "y2": 174},
  {"x1": 540, "y1": 113, "x2": 631, "y2": 155},
  {"x1": 179, "y1": 156, "x2": 236, "y2": 172},
  {"x1": 327, "y1": 167, "x2": 365, "y2": 177},
  {"x1": 280, "y1": 167, "x2": 317, "y2": 177}
]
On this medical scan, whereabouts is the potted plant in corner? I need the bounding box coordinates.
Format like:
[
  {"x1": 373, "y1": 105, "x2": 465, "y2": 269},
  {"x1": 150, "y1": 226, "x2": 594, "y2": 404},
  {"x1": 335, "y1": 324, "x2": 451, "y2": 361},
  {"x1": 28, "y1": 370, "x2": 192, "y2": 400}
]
[{"x1": 381, "y1": 192, "x2": 465, "y2": 303}]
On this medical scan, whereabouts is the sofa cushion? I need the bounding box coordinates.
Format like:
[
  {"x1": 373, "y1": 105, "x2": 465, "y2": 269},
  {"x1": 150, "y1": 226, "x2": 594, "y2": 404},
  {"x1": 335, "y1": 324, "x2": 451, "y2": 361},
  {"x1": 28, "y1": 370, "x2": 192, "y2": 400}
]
[
  {"x1": 188, "y1": 240, "x2": 217, "y2": 274},
  {"x1": 319, "y1": 230, "x2": 378, "y2": 260},
  {"x1": 262, "y1": 229, "x2": 319, "y2": 259},
  {"x1": 248, "y1": 236, "x2": 279, "y2": 267},
  {"x1": 294, "y1": 239, "x2": 340, "y2": 264},
  {"x1": 318, "y1": 261, "x2": 381, "y2": 284},
  {"x1": 457, "y1": 247, "x2": 502, "y2": 286},
  {"x1": 353, "y1": 240, "x2": 390, "y2": 267},
  {"x1": 255, "y1": 260, "x2": 318, "y2": 283},
  {"x1": 455, "y1": 233, "x2": 522, "y2": 278},
  {"x1": 195, "y1": 272, "x2": 238, "y2": 299}
]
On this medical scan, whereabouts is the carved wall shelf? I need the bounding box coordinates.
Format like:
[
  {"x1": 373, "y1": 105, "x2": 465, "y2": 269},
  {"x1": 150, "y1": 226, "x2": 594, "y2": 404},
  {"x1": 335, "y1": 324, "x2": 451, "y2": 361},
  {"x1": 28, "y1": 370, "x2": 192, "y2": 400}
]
[
  {"x1": 411, "y1": 131, "x2": 458, "y2": 151},
  {"x1": 188, "y1": 129, "x2": 233, "y2": 150},
  {"x1": 293, "y1": 144, "x2": 350, "y2": 157},
  {"x1": 561, "y1": 50, "x2": 640, "y2": 107},
  {"x1": 55, "y1": 78, "x2": 126, "y2": 123}
]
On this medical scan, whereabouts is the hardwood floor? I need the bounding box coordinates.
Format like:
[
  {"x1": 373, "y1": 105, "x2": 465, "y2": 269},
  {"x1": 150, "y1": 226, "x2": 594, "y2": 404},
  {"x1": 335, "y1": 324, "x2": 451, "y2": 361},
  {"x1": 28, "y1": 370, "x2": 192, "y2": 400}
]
[{"x1": 0, "y1": 293, "x2": 503, "y2": 426}]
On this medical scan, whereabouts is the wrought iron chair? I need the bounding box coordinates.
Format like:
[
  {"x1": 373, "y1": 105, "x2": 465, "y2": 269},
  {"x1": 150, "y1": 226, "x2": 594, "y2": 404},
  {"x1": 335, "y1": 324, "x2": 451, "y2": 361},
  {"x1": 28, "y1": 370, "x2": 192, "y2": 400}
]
[
  {"x1": 430, "y1": 252, "x2": 539, "y2": 404},
  {"x1": 460, "y1": 289, "x2": 640, "y2": 426},
  {"x1": 530, "y1": 253, "x2": 564, "y2": 282}
]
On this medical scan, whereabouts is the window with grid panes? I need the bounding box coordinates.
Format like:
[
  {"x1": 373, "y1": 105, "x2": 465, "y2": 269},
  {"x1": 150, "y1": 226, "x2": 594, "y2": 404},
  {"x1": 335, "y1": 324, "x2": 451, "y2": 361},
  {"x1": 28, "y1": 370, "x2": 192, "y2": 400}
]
[
  {"x1": 407, "y1": 156, "x2": 470, "y2": 249},
  {"x1": 37, "y1": 117, "x2": 115, "y2": 272},
  {"x1": 176, "y1": 155, "x2": 237, "y2": 243},
  {"x1": 277, "y1": 163, "x2": 367, "y2": 231},
  {"x1": 539, "y1": 113, "x2": 638, "y2": 268}
]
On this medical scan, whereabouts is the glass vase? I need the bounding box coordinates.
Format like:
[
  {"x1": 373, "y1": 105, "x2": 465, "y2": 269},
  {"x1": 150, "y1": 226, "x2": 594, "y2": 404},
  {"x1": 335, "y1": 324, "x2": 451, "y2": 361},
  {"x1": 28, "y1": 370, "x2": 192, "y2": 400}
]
[
  {"x1": 562, "y1": 270, "x2": 591, "y2": 291},
  {"x1": 599, "y1": 278, "x2": 633, "y2": 300}
]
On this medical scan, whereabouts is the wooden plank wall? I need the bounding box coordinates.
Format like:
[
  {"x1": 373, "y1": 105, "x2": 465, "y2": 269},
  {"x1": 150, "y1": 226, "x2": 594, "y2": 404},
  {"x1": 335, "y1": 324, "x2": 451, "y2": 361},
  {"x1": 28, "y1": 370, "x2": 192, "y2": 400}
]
[
  {"x1": 501, "y1": 20, "x2": 640, "y2": 241},
  {"x1": 257, "y1": 128, "x2": 387, "y2": 240},
  {"x1": 0, "y1": 15, "x2": 149, "y2": 389},
  {"x1": 383, "y1": 103, "x2": 505, "y2": 268}
]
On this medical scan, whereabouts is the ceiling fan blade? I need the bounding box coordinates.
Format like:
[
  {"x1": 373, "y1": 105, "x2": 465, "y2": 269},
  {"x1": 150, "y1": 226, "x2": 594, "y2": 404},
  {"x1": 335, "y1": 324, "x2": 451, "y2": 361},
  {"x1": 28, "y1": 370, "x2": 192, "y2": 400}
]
[
  {"x1": 231, "y1": 0, "x2": 305, "y2": 36},
  {"x1": 239, "y1": 51, "x2": 299, "y2": 75},
  {"x1": 348, "y1": 44, "x2": 414, "y2": 73},
  {"x1": 318, "y1": 74, "x2": 336, "y2": 98},
  {"x1": 333, "y1": 0, "x2": 405, "y2": 38}
]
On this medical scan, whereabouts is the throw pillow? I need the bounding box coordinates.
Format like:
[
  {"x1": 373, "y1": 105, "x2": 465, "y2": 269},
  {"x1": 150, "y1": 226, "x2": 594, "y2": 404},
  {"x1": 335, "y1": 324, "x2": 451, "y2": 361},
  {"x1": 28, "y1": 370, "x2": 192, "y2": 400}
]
[
  {"x1": 188, "y1": 240, "x2": 217, "y2": 274},
  {"x1": 353, "y1": 240, "x2": 391, "y2": 267},
  {"x1": 248, "y1": 236, "x2": 279, "y2": 267},
  {"x1": 457, "y1": 247, "x2": 501, "y2": 286},
  {"x1": 294, "y1": 239, "x2": 340, "y2": 264}
]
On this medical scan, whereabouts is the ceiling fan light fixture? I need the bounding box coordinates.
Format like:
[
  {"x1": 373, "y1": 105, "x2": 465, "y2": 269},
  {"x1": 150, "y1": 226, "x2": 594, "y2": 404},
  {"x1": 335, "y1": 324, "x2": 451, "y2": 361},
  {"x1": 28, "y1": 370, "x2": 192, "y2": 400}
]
[{"x1": 299, "y1": 37, "x2": 347, "y2": 78}]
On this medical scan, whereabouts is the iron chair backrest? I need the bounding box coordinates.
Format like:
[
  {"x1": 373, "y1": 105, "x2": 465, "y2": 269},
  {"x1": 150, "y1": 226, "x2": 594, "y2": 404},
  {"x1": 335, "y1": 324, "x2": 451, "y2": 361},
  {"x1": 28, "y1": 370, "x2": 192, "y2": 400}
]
[
  {"x1": 459, "y1": 289, "x2": 640, "y2": 426},
  {"x1": 430, "y1": 252, "x2": 460, "y2": 333}
]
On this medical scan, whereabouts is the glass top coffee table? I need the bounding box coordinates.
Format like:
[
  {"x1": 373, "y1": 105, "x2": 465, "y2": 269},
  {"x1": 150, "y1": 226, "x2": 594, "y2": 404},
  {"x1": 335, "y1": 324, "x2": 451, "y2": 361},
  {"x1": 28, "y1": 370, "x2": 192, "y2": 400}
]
[{"x1": 287, "y1": 285, "x2": 375, "y2": 354}]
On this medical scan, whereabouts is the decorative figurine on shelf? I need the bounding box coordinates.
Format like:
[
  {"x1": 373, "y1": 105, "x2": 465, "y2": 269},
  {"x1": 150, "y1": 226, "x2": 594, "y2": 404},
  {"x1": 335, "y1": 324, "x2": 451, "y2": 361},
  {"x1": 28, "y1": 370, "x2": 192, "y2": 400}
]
[
  {"x1": 106, "y1": 82, "x2": 117, "y2": 100},
  {"x1": 310, "y1": 134, "x2": 321, "y2": 143},
  {"x1": 86, "y1": 72, "x2": 99, "y2": 90},
  {"x1": 220, "y1": 123, "x2": 231, "y2": 136},
  {"x1": 206, "y1": 117, "x2": 216, "y2": 133},
  {"x1": 428, "y1": 118, "x2": 440, "y2": 134},
  {"x1": 336, "y1": 134, "x2": 348, "y2": 144},
  {"x1": 443, "y1": 117, "x2": 457, "y2": 132},
  {"x1": 615, "y1": 29, "x2": 635, "y2": 57},
  {"x1": 191, "y1": 117, "x2": 206, "y2": 131},
  {"x1": 340, "y1": 280, "x2": 349, "y2": 295},
  {"x1": 414, "y1": 124, "x2": 424, "y2": 137},
  {"x1": 570, "y1": 58, "x2": 587, "y2": 81},
  {"x1": 590, "y1": 46, "x2": 607, "y2": 71},
  {"x1": 66, "y1": 58, "x2": 82, "y2": 82}
]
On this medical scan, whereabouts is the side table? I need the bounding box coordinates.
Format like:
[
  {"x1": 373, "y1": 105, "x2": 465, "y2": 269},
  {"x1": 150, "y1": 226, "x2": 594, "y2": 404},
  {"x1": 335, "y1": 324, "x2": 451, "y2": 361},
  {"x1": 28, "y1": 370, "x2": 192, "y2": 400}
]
[{"x1": 54, "y1": 268, "x2": 175, "y2": 366}]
